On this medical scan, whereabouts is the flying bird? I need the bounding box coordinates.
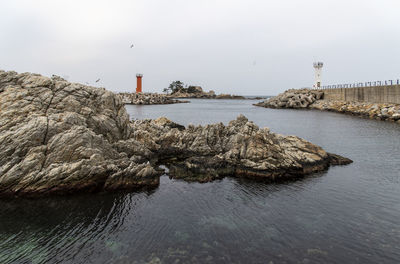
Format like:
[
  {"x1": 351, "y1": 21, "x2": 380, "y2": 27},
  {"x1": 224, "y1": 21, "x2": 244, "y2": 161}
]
[{"x1": 95, "y1": 79, "x2": 100, "y2": 83}]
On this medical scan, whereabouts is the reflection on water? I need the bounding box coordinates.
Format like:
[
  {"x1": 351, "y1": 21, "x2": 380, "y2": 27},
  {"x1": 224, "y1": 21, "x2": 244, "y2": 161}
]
[
  {"x1": 0, "y1": 191, "x2": 155, "y2": 263},
  {"x1": 1, "y1": 99, "x2": 400, "y2": 263}
]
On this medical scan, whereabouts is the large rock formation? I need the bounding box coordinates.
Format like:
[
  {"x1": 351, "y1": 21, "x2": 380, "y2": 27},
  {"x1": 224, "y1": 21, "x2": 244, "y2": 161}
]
[
  {"x1": 132, "y1": 115, "x2": 352, "y2": 182},
  {"x1": 0, "y1": 70, "x2": 351, "y2": 196},
  {"x1": 0, "y1": 70, "x2": 161, "y2": 196},
  {"x1": 118, "y1": 92, "x2": 188, "y2": 105}
]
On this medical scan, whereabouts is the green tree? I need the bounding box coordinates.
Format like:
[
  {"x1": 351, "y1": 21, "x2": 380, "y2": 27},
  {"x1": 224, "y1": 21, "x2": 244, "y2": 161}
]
[{"x1": 166, "y1": 81, "x2": 187, "y2": 94}]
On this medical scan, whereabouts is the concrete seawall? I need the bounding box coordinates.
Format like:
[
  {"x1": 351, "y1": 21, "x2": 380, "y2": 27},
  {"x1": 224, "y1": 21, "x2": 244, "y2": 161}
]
[{"x1": 321, "y1": 85, "x2": 400, "y2": 104}]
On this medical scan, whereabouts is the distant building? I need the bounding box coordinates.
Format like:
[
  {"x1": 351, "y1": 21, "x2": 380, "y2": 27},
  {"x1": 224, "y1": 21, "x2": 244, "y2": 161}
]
[
  {"x1": 313, "y1": 62, "x2": 323, "y2": 88},
  {"x1": 136, "y1": 74, "x2": 143, "y2": 93}
]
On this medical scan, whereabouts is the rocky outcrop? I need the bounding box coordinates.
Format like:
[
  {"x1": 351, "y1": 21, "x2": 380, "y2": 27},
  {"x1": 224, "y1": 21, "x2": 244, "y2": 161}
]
[
  {"x1": 254, "y1": 89, "x2": 323, "y2": 108},
  {"x1": 0, "y1": 70, "x2": 351, "y2": 197},
  {"x1": 118, "y1": 92, "x2": 188, "y2": 105},
  {"x1": 0, "y1": 70, "x2": 161, "y2": 196},
  {"x1": 132, "y1": 115, "x2": 352, "y2": 182},
  {"x1": 255, "y1": 89, "x2": 400, "y2": 123}
]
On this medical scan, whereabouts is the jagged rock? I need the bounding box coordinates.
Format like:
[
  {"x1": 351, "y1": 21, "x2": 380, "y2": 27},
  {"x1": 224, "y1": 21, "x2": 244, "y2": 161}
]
[
  {"x1": 327, "y1": 153, "x2": 353, "y2": 166},
  {"x1": 132, "y1": 115, "x2": 352, "y2": 182},
  {"x1": 118, "y1": 92, "x2": 188, "y2": 105},
  {"x1": 0, "y1": 70, "x2": 352, "y2": 196}
]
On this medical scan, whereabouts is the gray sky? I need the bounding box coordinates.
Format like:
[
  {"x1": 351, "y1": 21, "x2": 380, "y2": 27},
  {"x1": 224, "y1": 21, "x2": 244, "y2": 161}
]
[{"x1": 1, "y1": 0, "x2": 399, "y2": 95}]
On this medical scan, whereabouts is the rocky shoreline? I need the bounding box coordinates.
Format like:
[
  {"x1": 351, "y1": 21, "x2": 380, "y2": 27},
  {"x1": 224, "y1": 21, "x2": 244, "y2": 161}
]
[
  {"x1": 0, "y1": 70, "x2": 351, "y2": 197},
  {"x1": 117, "y1": 90, "x2": 248, "y2": 105},
  {"x1": 255, "y1": 89, "x2": 400, "y2": 123},
  {"x1": 168, "y1": 86, "x2": 246, "y2": 99},
  {"x1": 171, "y1": 92, "x2": 246, "y2": 100},
  {"x1": 310, "y1": 100, "x2": 400, "y2": 122},
  {"x1": 118, "y1": 92, "x2": 188, "y2": 105}
]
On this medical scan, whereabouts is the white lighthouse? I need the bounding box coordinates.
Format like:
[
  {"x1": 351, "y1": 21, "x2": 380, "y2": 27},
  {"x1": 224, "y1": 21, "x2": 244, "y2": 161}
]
[{"x1": 313, "y1": 62, "x2": 323, "y2": 89}]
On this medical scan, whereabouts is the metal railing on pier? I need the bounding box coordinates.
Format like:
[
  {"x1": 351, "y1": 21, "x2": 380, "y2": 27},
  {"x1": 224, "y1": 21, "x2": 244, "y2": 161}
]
[{"x1": 316, "y1": 79, "x2": 400, "y2": 90}]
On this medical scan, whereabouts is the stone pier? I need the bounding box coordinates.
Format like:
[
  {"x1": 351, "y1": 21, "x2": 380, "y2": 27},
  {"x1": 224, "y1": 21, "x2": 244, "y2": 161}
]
[{"x1": 322, "y1": 85, "x2": 400, "y2": 104}]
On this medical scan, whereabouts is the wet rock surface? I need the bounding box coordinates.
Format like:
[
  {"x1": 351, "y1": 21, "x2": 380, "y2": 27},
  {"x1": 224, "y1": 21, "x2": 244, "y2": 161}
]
[
  {"x1": 255, "y1": 89, "x2": 400, "y2": 123},
  {"x1": 118, "y1": 92, "x2": 188, "y2": 105},
  {"x1": 0, "y1": 70, "x2": 351, "y2": 196}
]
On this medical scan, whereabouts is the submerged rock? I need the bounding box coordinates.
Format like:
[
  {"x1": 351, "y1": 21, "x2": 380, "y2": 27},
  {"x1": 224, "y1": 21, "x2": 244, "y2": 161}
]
[{"x1": 0, "y1": 70, "x2": 352, "y2": 196}]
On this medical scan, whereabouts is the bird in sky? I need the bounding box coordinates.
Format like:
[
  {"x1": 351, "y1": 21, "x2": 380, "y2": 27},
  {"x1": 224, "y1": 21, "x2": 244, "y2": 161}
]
[
  {"x1": 130, "y1": 44, "x2": 134, "y2": 48},
  {"x1": 95, "y1": 79, "x2": 100, "y2": 83}
]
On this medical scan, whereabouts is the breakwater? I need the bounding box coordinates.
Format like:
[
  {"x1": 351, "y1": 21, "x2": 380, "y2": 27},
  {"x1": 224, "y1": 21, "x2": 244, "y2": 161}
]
[
  {"x1": 322, "y1": 85, "x2": 400, "y2": 104},
  {"x1": 118, "y1": 92, "x2": 188, "y2": 105},
  {"x1": 255, "y1": 88, "x2": 400, "y2": 123}
]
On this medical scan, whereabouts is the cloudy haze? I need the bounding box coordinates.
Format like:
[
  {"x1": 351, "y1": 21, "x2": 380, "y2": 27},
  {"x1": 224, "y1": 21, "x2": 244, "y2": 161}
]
[{"x1": 1, "y1": 0, "x2": 399, "y2": 95}]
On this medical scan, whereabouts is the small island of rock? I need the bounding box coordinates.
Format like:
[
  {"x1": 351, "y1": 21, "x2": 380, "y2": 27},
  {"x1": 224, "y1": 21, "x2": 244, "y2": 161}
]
[{"x1": 165, "y1": 81, "x2": 246, "y2": 99}]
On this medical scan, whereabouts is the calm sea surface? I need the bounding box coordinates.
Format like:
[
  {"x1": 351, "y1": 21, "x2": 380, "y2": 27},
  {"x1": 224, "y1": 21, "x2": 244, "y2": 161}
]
[{"x1": 1, "y1": 99, "x2": 399, "y2": 264}]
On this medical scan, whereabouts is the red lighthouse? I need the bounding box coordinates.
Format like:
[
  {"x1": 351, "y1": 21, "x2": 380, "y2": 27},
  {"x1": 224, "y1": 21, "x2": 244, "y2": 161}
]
[{"x1": 136, "y1": 74, "x2": 143, "y2": 93}]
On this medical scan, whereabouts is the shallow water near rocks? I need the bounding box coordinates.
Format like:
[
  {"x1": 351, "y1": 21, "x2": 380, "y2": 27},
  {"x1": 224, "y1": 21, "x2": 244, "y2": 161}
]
[{"x1": 1, "y1": 99, "x2": 400, "y2": 263}]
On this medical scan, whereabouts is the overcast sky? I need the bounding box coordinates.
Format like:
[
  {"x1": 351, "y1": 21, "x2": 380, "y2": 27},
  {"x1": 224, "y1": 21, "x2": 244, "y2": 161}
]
[{"x1": 1, "y1": 0, "x2": 399, "y2": 95}]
